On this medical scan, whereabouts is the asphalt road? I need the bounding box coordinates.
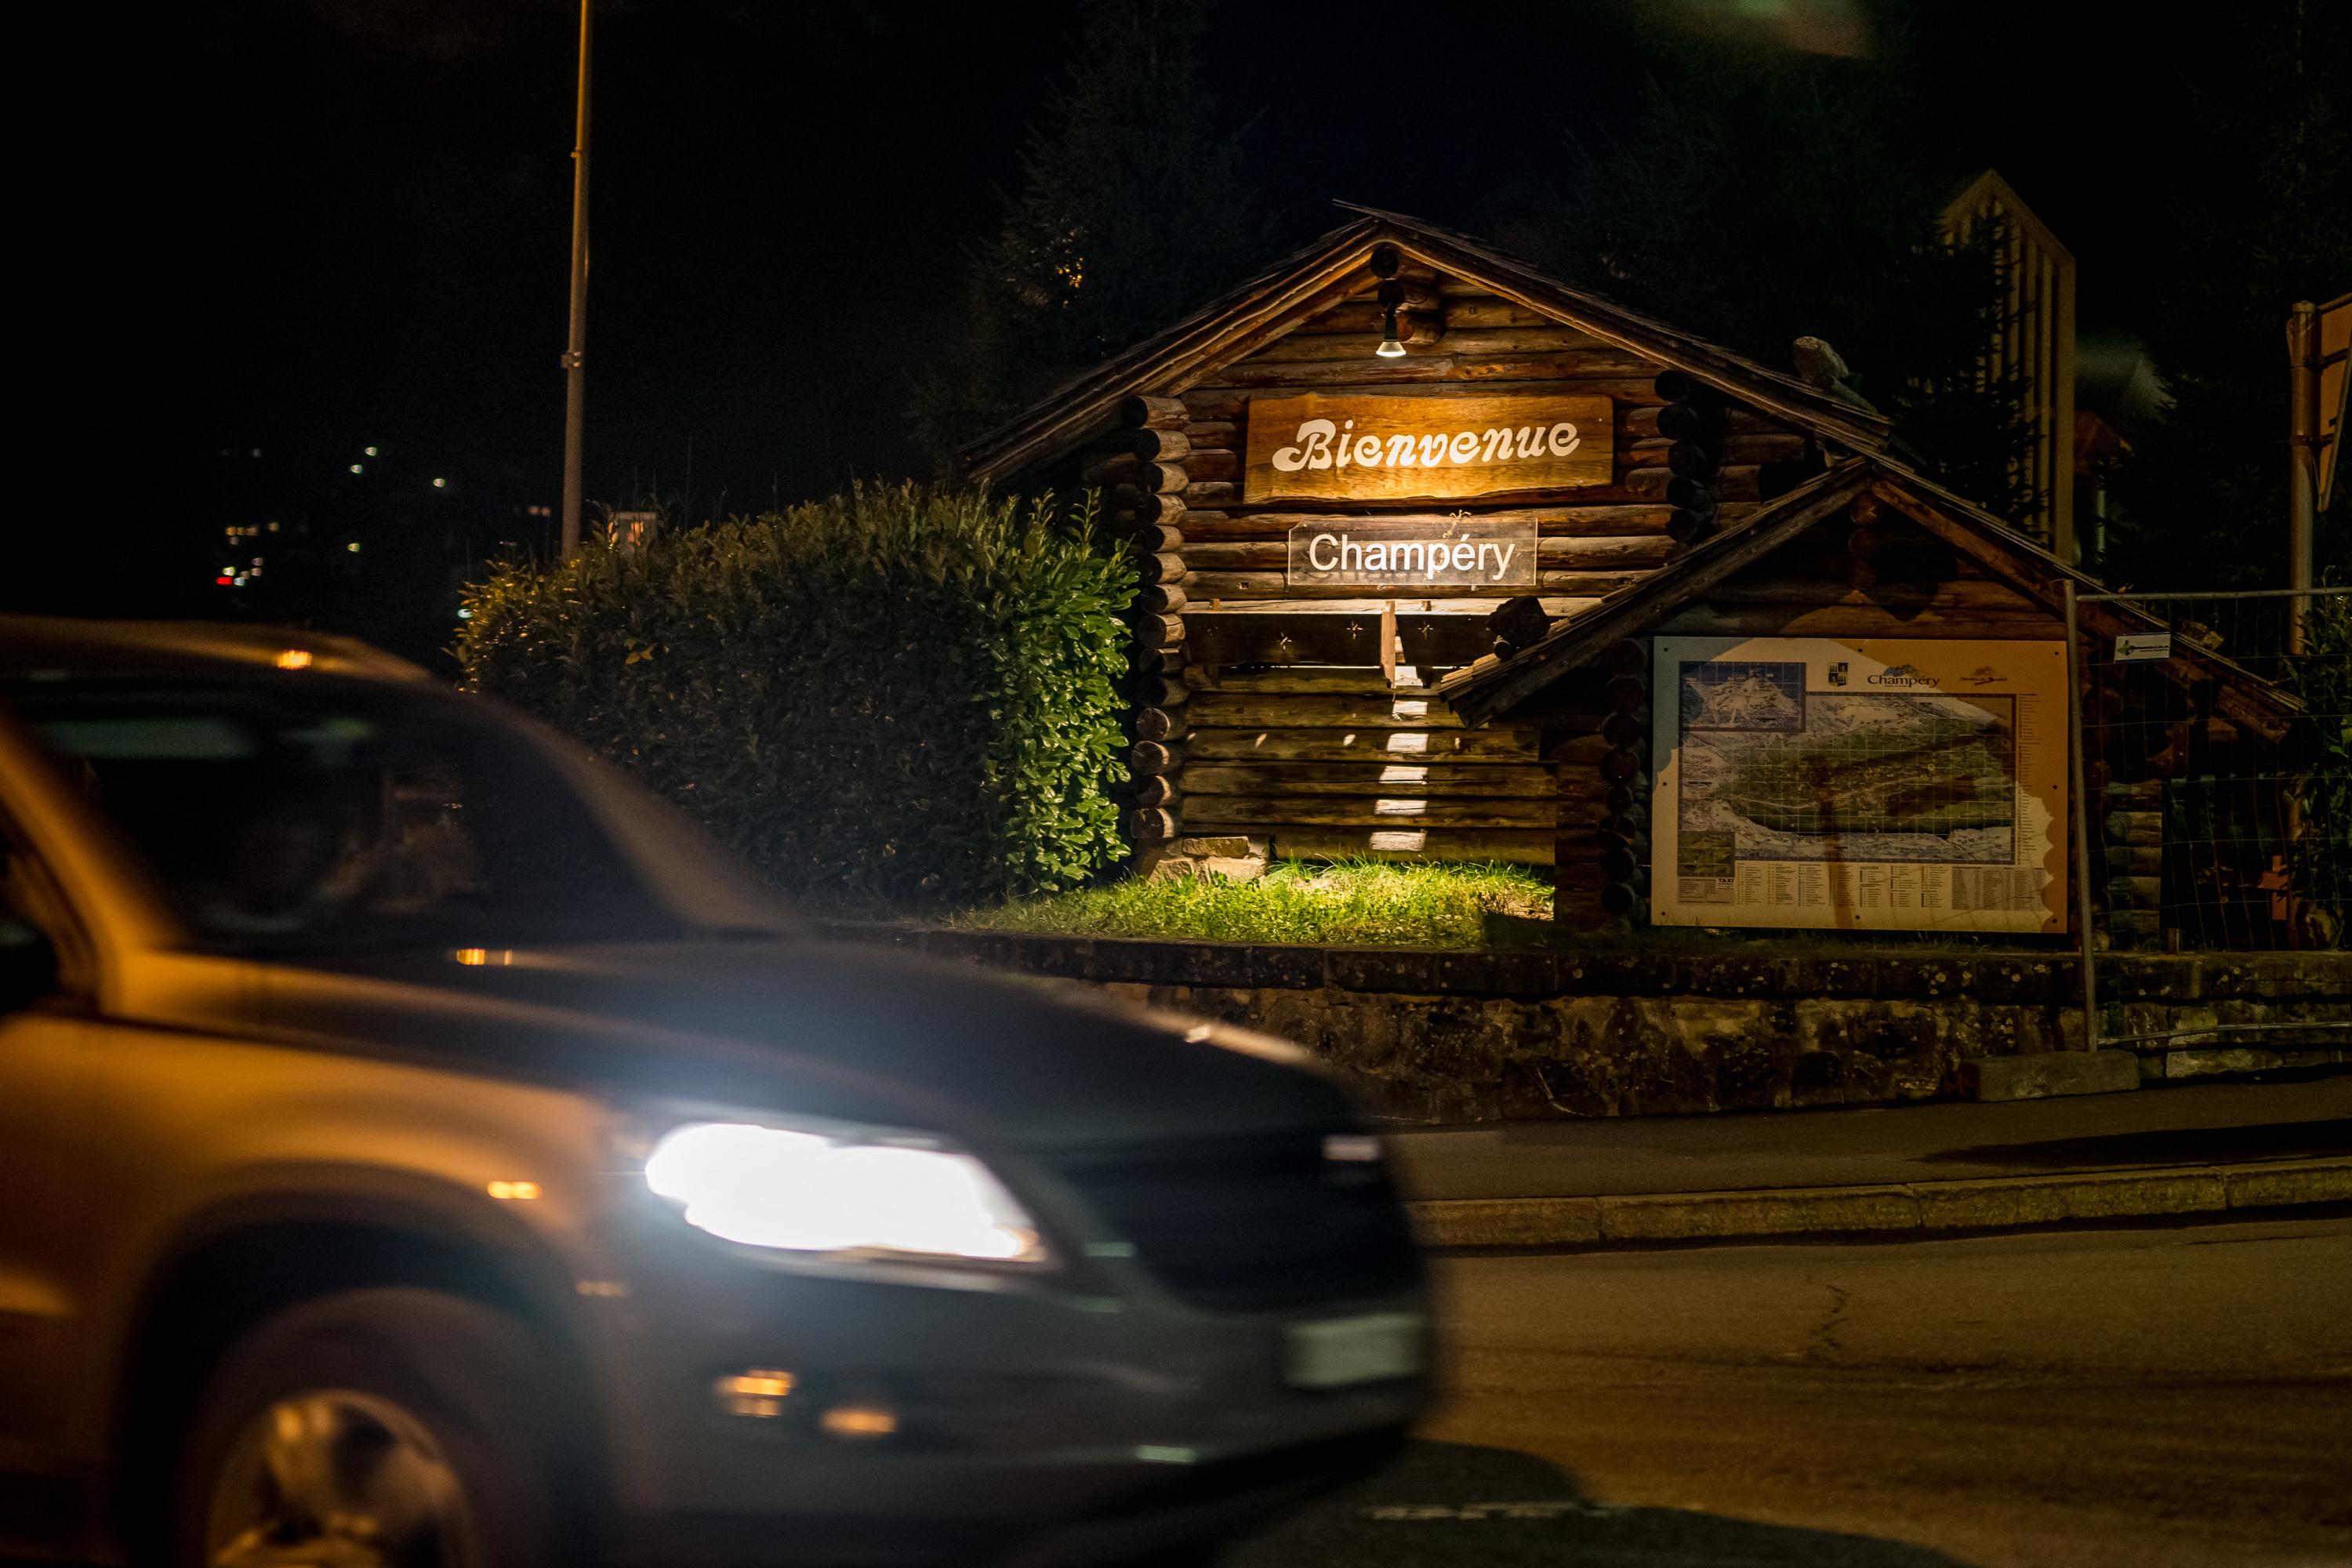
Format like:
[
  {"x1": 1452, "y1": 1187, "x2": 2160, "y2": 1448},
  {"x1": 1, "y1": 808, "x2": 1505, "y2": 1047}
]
[{"x1": 1224, "y1": 1216, "x2": 2352, "y2": 1568}]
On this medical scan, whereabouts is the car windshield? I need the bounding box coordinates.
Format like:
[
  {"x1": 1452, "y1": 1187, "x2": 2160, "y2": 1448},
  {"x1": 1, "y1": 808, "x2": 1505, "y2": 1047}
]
[{"x1": 12, "y1": 678, "x2": 695, "y2": 954}]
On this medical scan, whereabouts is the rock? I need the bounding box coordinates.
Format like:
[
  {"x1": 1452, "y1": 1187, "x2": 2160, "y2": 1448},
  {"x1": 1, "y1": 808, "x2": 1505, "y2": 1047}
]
[{"x1": 1964, "y1": 1049, "x2": 2141, "y2": 1102}]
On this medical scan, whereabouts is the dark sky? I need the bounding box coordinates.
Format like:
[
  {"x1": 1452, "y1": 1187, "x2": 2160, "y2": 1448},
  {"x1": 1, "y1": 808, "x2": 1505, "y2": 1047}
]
[{"x1": 49, "y1": 0, "x2": 2226, "y2": 635}]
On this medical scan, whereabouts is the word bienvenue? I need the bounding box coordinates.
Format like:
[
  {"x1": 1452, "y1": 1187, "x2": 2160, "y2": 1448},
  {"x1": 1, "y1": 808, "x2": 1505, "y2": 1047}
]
[{"x1": 1272, "y1": 418, "x2": 1584, "y2": 474}]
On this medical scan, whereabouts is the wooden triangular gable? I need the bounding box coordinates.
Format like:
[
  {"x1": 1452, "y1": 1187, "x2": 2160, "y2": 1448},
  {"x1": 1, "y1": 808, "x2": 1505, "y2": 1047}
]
[
  {"x1": 958, "y1": 206, "x2": 1891, "y2": 488},
  {"x1": 1439, "y1": 455, "x2": 2299, "y2": 736}
]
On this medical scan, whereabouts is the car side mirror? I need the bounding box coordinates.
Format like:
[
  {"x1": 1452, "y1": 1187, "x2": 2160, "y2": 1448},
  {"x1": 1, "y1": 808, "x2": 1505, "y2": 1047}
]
[{"x1": 0, "y1": 920, "x2": 58, "y2": 1012}]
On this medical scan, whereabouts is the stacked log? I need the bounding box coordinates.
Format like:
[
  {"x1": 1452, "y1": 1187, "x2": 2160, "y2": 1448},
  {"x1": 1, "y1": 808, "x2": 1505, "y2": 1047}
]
[
  {"x1": 1654, "y1": 370, "x2": 1730, "y2": 550},
  {"x1": 1547, "y1": 638, "x2": 1653, "y2": 927},
  {"x1": 1080, "y1": 394, "x2": 1197, "y2": 850},
  {"x1": 2102, "y1": 779, "x2": 2164, "y2": 949},
  {"x1": 1595, "y1": 639, "x2": 1652, "y2": 921}
]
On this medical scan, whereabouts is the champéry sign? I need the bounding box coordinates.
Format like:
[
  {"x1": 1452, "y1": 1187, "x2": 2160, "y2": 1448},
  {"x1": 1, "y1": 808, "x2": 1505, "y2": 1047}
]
[{"x1": 1243, "y1": 391, "x2": 1614, "y2": 503}]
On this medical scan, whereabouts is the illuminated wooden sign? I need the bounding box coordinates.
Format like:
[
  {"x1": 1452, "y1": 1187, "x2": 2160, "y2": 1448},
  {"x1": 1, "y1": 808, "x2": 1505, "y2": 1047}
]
[
  {"x1": 1287, "y1": 517, "x2": 1538, "y2": 588},
  {"x1": 1244, "y1": 392, "x2": 1613, "y2": 503}
]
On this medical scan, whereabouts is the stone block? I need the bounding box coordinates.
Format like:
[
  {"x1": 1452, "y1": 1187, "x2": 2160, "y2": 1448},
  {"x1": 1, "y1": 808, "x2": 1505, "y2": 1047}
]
[
  {"x1": 2223, "y1": 1158, "x2": 2352, "y2": 1210},
  {"x1": 2160, "y1": 1047, "x2": 2285, "y2": 1079},
  {"x1": 1963, "y1": 1048, "x2": 2140, "y2": 1102},
  {"x1": 1432, "y1": 949, "x2": 1558, "y2": 997},
  {"x1": 2105, "y1": 809, "x2": 2163, "y2": 844},
  {"x1": 1411, "y1": 1196, "x2": 1603, "y2": 1249},
  {"x1": 1915, "y1": 1169, "x2": 2227, "y2": 1229},
  {"x1": 1599, "y1": 1185, "x2": 1918, "y2": 1241}
]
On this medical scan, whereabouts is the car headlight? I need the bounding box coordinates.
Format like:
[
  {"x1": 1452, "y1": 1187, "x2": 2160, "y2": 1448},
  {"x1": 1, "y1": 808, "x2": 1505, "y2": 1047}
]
[{"x1": 641, "y1": 1119, "x2": 1048, "y2": 1265}]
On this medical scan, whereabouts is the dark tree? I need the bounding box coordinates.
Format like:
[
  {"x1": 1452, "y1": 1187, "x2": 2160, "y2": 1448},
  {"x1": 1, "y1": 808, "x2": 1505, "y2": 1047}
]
[
  {"x1": 2103, "y1": 0, "x2": 2352, "y2": 590},
  {"x1": 911, "y1": 0, "x2": 1272, "y2": 471},
  {"x1": 1528, "y1": 15, "x2": 2036, "y2": 517}
]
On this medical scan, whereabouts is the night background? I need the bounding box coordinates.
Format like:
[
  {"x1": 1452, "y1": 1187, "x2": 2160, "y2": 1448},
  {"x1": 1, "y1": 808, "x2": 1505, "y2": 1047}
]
[{"x1": 45, "y1": 0, "x2": 2350, "y2": 667}]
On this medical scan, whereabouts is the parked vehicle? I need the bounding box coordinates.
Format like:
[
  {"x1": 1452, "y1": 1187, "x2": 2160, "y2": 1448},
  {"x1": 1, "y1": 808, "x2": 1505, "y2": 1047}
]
[{"x1": 0, "y1": 616, "x2": 1429, "y2": 1567}]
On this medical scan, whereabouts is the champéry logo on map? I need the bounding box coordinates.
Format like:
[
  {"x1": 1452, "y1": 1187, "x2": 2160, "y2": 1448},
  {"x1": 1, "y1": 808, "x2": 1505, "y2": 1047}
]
[{"x1": 1866, "y1": 663, "x2": 1941, "y2": 688}]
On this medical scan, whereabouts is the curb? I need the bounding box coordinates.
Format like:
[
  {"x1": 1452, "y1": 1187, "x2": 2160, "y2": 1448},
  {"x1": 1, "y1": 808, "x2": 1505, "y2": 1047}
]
[{"x1": 1406, "y1": 1156, "x2": 2352, "y2": 1250}]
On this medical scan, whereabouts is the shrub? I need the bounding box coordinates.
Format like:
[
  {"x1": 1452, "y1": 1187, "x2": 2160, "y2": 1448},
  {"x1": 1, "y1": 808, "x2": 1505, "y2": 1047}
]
[{"x1": 456, "y1": 484, "x2": 1134, "y2": 907}]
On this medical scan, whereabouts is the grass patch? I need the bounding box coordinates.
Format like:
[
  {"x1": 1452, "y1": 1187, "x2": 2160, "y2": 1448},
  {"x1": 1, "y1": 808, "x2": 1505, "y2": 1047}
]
[{"x1": 949, "y1": 859, "x2": 1555, "y2": 948}]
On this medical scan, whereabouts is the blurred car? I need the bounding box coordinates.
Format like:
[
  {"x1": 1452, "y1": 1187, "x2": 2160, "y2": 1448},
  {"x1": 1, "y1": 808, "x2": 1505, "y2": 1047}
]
[{"x1": 0, "y1": 616, "x2": 1430, "y2": 1567}]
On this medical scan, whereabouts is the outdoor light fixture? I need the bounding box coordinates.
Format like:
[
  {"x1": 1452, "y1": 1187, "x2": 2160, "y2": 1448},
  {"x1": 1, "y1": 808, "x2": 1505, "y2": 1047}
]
[
  {"x1": 1377, "y1": 287, "x2": 1407, "y2": 358},
  {"x1": 1371, "y1": 241, "x2": 1409, "y2": 358}
]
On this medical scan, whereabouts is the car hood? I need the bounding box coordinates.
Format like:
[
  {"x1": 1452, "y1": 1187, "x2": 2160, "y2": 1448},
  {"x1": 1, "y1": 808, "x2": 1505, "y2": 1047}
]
[{"x1": 243, "y1": 938, "x2": 1352, "y2": 1152}]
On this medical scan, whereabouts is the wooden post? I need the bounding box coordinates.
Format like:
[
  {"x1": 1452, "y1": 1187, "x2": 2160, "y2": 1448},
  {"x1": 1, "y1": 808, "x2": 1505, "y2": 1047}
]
[{"x1": 2064, "y1": 580, "x2": 2100, "y2": 1051}]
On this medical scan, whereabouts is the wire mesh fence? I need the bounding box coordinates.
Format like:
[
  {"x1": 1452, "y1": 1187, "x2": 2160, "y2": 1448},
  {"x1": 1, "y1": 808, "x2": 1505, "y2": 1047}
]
[{"x1": 2073, "y1": 586, "x2": 2352, "y2": 957}]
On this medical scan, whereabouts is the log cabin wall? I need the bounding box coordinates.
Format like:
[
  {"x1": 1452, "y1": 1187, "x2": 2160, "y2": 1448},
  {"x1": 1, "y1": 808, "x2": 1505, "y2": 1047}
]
[{"x1": 1085, "y1": 263, "x2": 1821, "y2": 871}]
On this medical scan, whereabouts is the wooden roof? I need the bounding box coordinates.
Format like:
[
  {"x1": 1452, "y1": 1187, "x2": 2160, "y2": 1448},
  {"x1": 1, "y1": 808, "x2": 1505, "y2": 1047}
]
[
  {"x1": 1436, "y1": 452, "x2": 2300, "y2": 734},
  {"x1": 957, "y1": 205, "x2": 1894, "y2": 487}
]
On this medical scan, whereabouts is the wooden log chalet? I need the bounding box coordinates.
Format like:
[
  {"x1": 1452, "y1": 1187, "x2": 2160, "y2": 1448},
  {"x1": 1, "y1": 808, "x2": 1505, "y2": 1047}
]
[
  {"x1": 960, "y1": 206, "x2": 1889, "y2": 877},
  {"x1": 959, "y1": 206, "x2": 2299, "y2": 938}
]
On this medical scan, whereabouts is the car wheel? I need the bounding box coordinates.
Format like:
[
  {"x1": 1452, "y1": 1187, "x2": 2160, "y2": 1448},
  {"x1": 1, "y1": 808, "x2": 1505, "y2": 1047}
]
[{"x1": 168, "y1": 1287, "x2": 582, "y2": 1568}]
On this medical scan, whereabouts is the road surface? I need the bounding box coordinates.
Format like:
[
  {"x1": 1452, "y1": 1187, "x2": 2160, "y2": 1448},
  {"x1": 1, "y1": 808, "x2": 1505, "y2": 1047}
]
[{"x1": 1226, "y1": 1216, "x2": 2352, "y2": 1567}]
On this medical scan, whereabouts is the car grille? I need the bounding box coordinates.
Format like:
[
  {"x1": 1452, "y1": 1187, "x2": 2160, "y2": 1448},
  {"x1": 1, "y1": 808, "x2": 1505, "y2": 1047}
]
[{"x1": 1047, "y1": 1127, "x2": 1424, "y2": 1313}]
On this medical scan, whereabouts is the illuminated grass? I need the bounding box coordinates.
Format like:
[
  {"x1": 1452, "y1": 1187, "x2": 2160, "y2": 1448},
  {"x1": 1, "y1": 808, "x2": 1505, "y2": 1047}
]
[{"x1": 950, "y1": 859, "x2": 1554, "y2": 948}]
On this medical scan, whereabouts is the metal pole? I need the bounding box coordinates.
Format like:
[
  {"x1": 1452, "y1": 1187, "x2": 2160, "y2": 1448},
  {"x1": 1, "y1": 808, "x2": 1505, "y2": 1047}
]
[
  {"x1": 2288, "y1": 299, "x2": 2319, "y2": 654},
  {"x1": 559, "y1": 0, "x2": 594, "y2": 557},
  {"x1": 2064, "y1": 579, "x2": 2100, "y2": 1051}
]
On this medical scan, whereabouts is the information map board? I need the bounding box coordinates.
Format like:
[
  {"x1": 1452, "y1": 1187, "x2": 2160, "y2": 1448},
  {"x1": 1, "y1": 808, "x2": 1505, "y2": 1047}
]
[{"x1": 1651, "y1": 637, "x2": 2067, "y2": 934}]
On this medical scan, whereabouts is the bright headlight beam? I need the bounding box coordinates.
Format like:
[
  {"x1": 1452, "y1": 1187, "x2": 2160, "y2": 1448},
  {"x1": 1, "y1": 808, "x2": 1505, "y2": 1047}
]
[{"x1": 643, "y1": 1121, "x2": 1044, "y2": 1264}]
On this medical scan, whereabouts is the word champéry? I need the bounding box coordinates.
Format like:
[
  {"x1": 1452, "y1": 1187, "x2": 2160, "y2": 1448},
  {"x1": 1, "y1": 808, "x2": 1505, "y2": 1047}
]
[
  {"x1": 1300, "y1": 532, "x2": 1523, "y2": 577},
  {"x1": 1271, "y1": 417, "x2": 1584, "y2": 473}
]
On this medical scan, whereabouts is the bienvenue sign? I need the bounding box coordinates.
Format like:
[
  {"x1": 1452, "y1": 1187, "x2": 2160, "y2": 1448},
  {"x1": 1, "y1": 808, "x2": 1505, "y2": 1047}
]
[
  {"x1": 1244, "y1": 391, "x2": 1613, "y2": 503},
  {"x1": 1287, "y1": 518, "x2": 1538, "y2": 589}
]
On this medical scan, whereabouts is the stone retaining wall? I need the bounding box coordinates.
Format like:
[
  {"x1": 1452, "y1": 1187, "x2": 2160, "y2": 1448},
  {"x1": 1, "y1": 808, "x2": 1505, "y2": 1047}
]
[{"x1": 825, "y1": 926, "x2": 2352, "y2": 1121}]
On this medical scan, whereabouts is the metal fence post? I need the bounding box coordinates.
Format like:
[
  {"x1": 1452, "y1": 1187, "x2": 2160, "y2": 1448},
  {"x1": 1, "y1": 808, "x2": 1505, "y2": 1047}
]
[{"x1": 2064, "y1": 580, "x2": 2100, "y2": 1051}]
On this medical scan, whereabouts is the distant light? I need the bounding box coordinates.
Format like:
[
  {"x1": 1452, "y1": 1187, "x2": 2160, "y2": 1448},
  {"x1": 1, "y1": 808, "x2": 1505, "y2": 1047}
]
[
  {"x1": 215, "y1": 575, "x2": 234, "y2": 586},
  {"x1": 267, "y1": 521, "x2": 280, "y2": 532},
  {"x1": 456, "y1": 607, "x2": 474, "y2": 619},
  {"x1": 350, "y1": 463, "x2": 364, "y2": 474},
  {"x1": 274, "y1": 649, "x2": 314, "y2": 670},
  {"x1": 820, "y1": 1405, "x2": 898, "y2": 1440},
  {"x1": 364, "y1": 445, "x2": 379, "y2": 456},
  {"x1": 347, "y1": 542, "x2": 361, "y2": 553},
  {"x1": 486, "y1": 1179, "x2": 541, "y2": 1201},
  {"x1": 454, "y1": 947, "x2": 488, "y2": 965},
  {"x1": 714, "y1": 1370, "x2": 797, "y2": 1420},
  {"x1": 250, "y1": 448, "x2": 262, "y2": 458},
  {"x1": 432, "y1": 477, "x2": 448, "y2": 488}
]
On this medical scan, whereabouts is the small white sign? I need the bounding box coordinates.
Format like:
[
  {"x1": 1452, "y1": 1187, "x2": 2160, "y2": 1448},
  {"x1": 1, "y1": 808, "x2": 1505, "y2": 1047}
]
[{"x1": 2114, "y1": 631, "x2": 2173, "y2": 662}]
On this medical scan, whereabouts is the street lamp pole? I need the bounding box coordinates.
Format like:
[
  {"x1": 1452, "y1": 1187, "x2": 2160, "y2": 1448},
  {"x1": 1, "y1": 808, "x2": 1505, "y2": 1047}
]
[{"x1": 559, "y1": 0, "x2": 593, "y2": 557}]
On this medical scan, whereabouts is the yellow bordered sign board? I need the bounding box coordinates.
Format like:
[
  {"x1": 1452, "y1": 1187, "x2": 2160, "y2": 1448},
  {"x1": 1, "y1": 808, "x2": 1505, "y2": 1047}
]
[
  {"x1": 1651, "y1": 637, "x2": 2068, "y2": 935},
  {"x1": 1243, "y1": 392, "x2": 1613, "y2": 504}
]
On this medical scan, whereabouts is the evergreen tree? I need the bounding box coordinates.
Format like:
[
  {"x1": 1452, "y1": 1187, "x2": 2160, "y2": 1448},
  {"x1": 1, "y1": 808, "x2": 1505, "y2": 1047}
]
[
  {"x1": 1530, "y1": 16, "x2": 2037, "y2": 517},
  {"x1": 912, "y1": 0, "x2": 1270, "y2": 472},
  {"x1": 2103, "y1": 0, "x2": 2352, "y2": 590}
]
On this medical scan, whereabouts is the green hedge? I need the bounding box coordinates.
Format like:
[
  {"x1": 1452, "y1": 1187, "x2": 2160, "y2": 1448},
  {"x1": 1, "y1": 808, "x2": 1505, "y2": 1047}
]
[{"x1": 456, "y1": 485, "x2": 1134, "y2": 906}]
